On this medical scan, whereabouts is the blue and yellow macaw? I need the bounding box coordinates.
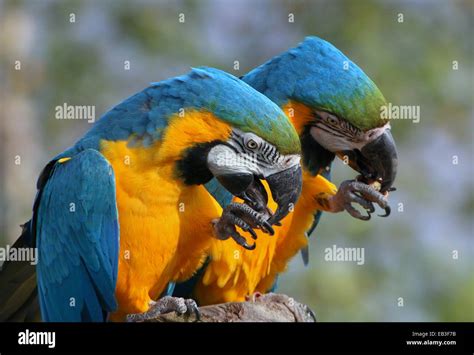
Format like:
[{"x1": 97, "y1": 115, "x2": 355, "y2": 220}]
[
  {"x1": 176, "y1": 37, "x2": 398, "y2": 305},
  {"x1": 1, "y1": 67, "x2": 303, "y2": 322}
]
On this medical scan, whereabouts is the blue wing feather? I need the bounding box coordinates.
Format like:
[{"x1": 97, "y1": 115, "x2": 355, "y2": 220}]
[
  {"x1": 204, "y1": 178, "x2": 234, "y2": 209},
  {"x1": 72, "y1": 67, "x2": 289, "y2": 153},
  {"x1": 36, "y1": 149, "x2": 119, "y2": 322},
  {"x1": 161, "y1": 282, "x2": 176, "y2": 297}
]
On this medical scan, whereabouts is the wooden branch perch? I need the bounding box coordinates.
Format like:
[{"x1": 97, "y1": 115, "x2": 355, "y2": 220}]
[{"x1": 136, "y1": 293, "x2": 316, "y2": 322}]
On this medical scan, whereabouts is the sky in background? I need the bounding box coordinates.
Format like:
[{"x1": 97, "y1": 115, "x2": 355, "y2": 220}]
[{"x1": 0, "y1": 0, "x2": 473, "y2": 321}]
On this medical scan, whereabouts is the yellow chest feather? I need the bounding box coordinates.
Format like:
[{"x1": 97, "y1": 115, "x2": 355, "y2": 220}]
[
  {"x1": 100, "y1": 110, "x2": 231, "y2": 319},
  {"x1": 195, "y1": 101, "x2": 337, "y2": 305}
]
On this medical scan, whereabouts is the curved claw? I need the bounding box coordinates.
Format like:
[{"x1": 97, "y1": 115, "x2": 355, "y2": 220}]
[
  {"x1": 304, "y1": 305, "x2": 317, "y2": 322},
  {"x1": 378, "y1": 205, "x2": 391, "y2": 217},
  {"x1": 344, "y1": 203, "x2": 371, "y2": 221},
  {"x1": 262, "y1": 221, "x2": 275, "y2": 236},
  {"x1": 362, "y1": 211, "x2": 371, "y2": 221},
  {"x1": 193, "y1": 307, "x2": 201, "y2": 322},
  {"x1": 241, "y1": 240, "x2": 256, "y2": 250},
  {"x1": 215, "y1": 203, "x2": 275, "y2": 249},
  {"x1": 337, "y1": 180, "x2": 393, "y2": 220},
  {"x1": 230, "y1": 229, "x2": 257, "y2": 250},
  {"x1": 247, "y1": 227, "x2": 258, "y2": 240},
  {"x1": 184, "y1": 299, "x2": 201, "y2": 322}
]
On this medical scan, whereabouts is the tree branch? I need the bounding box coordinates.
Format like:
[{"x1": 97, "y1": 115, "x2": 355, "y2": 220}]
[{"x1": 136, "y1": 293, "x2": 316, "y2": 322}]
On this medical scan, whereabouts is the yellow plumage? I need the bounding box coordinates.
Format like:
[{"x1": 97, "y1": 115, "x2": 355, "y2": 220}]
[
  {"x1": 194, "y1": 101, "x2": 337, "y2": 305},
  {"x1": 99, "y1": 110, "x2": 230, "y2": 320}
]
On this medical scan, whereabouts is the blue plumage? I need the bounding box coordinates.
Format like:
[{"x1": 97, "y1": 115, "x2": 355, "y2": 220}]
[
  {"x1": 175, "y1": 38, "x2": 364, "y2": 299},
  {"x1": 36, "y1": 149, "x2": 119, "y2": 322},
  {"x1": 195, "y1": 40, "x2": 356, "y2": 216},
  {"x1": 69, "y1": 67, "x2": 298, "y2": 155},
  {"x1": 35, "y1": 67, "x2": 300, "y2": 321},
  {"x1": 243, "y1": 36, "x2": 386, "y2": 131},
  {"x1": 204, "y1": 178, "x2": 234, "y2": 209}
]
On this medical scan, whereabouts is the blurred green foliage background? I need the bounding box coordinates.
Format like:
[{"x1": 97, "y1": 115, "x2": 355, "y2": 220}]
[{"x1": 0, "y1": 0, "x2": 472, "y2": 321}]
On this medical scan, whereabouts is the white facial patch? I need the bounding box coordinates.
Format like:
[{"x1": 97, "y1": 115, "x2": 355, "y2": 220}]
[
  {"x1": 311, "y1": 122, "x2": 390, "y2": 152},
  {"x1": 260, "y1": 154, "x2": 300, "y2": 177},
  {"x1": 207, "y1": 129, "x2": 301, "y2": 179},
  {"x1": 207, "y1": 144, "x2": 257, "y2": 176}
]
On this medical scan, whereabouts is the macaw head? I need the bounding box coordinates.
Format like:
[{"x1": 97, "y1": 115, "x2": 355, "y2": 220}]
[
  {"x1": 171, "y1": 68, "x2": 302, "y2": 224},
  {"x1": 243, "y1": 36, "x2": 398, "y2": 193}
]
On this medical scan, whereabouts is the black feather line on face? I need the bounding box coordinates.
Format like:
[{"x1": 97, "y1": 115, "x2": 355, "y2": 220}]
[
  {"x1": 300, "y1": 124, "x2": 335, "y2": 176},
  {"x1": 176, "y1": 140, "x2": 224, "y2": 185}
]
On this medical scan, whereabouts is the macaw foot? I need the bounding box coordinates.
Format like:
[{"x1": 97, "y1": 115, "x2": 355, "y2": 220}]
[
  {"x1": 212, "y1": 202, "x2": 275, "y2": 250},
  {"x1": 329, "y1": 180, "x2": 390, "y2": 220},
  {"x1": 247, "y1": 292, "x2": 316, "y2": 322},
  {"x1": 126, "y1": 296, "x2": 200, "y2": 322}
]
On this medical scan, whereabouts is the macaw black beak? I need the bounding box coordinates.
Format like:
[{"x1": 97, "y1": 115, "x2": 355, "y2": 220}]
[
  {"x1": 338, "y1": 129, "x2": 398, "y2": 193},
  {"x1": 216, "y1": 173, "x2": 269, "y2": 213},
  {"x1": 266, "y1": 164, "x2": 303, "y2": 224},
  {"x1": 215, "y1": 173, "x2": 254, "y2": 198},
  {"x1": 216, "y1": 165, "x2": 303, "y2": 224}
]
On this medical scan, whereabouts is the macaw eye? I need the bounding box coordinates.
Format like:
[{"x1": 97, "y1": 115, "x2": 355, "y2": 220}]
[
  {"x1": 327, "y1": 116, "x2": 338, "y2": 126},
  {"x1": 246, "y1": 139, "x2": 258, "y2": 149}
]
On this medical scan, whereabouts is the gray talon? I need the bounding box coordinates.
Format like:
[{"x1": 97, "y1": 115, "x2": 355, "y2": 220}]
[
  {"x1": 247, "y1": 227, "x2": 258, "y2": 240},
  {"x1": 242, "y1": 241, "x2": 256, "y2": 250},
  {"x1": 127, "y1": 296, "x2": 191, "y2": 322},
  {"x1": 349, "y1": 192, "x2": 375, "y2": 212},
  {"x1": 213, "y1": 202, "x2": 274, "y2": 249},
  {"x1": 335, "y1": 180, "x2": 391, "y2": 220},
  {"x1": 229, "y1": 228, "x2": 256, "y2": 250},
  {"x1": 262, "y1": 221, "x2": 275, "y2": 235},
  {"x1": 344, "y1": 202, "x2": 371, "y2": 221},
  {"x1": 184, "y1": 299, "x2": 201, "y2": 322},
  {"x1": 378, "y1": 205, "x2": 391, "y2": 217}
]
